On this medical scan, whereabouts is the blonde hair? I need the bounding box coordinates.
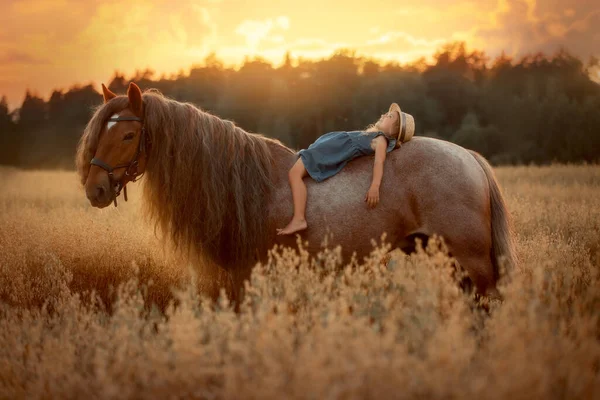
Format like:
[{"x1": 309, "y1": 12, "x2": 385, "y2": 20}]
[{"x1": 364, "y1": 111, "x2": 400, "y2": 138}]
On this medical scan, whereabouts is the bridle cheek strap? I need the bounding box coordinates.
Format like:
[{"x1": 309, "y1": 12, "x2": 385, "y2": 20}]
[{"x1": 89, "y1": 116, "x2": 148, "y2": 207}]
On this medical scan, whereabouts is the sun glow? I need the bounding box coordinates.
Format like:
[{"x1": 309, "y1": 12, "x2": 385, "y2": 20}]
[{"x1": 0, "y1": 0, "x2": 598, "y2": 109}]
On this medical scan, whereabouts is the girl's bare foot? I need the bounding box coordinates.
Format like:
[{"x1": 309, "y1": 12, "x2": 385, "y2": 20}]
[{"x1": 276, "y1": 218, "x2": 308, "y2": 235}]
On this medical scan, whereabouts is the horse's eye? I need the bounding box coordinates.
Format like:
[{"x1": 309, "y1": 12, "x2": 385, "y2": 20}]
[{"x1": 123, "y1": 132, "x2": 135, "y2": 141}]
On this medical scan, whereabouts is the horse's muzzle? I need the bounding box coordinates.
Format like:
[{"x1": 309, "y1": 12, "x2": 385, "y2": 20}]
[{"x1": 86, "y1": 182, "x2": 114, "y2": 208}]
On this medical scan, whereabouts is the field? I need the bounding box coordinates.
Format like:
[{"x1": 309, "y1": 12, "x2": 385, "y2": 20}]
[{"x1": 0, "y1": 165, "x2": 598, "y2": 399}]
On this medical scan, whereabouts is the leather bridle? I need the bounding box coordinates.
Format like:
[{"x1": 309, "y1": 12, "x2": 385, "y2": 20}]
[{"x1": 90, "y1": 115, "x2": 148, "y2": 207}]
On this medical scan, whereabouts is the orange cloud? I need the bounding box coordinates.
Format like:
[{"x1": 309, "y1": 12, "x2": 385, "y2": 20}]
[
  {"x1": 0, "y1": 0, "x2": 598, "y2": 110},
  {"x1": 235, "y1": 16, "x2": 290, "y2": 51},
  {"x1": 475, "y1": 0, "x2": 600, "y2": 59},
  {"x1": 0, "y1": 50, "x2": 48, "y2": 65}
]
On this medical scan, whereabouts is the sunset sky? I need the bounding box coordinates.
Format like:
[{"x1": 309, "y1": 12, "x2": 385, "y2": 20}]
[{"x1": 1, "y1": 0, "x2": 598, "y2": 110}]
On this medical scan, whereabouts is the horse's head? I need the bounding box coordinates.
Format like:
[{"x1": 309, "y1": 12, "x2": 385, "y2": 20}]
[{"x1": 84, "y1": 82, "x2": 149, "y2": 208}]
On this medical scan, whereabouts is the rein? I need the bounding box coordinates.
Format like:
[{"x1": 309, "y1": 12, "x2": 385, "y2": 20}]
[{"x1": 90, "y1": 116, "x2": 148, "y2": 207}]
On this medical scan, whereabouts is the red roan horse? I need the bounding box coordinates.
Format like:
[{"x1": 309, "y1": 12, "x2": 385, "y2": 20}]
[{"x1": 77, "y1": 83, "x2": 517, "y2": 300}]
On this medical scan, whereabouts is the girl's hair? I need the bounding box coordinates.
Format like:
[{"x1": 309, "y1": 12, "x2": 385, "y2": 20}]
[{"x1": 364, "y1": 111, "x2": 400, "y2": 137}]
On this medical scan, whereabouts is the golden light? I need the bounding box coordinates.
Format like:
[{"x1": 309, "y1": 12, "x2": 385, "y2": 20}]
[{"x1": 0, "y1": 0, "x2": 598, "y2": 109}]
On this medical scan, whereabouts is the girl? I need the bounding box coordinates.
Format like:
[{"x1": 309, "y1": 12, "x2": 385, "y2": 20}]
[{"x1": 277, "y1": 103, "x2": 415, "y2": 235}]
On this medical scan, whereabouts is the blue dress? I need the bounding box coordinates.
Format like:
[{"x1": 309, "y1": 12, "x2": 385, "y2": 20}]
[{"x1": 298, "y1": 130, "x2": 397, "y2": 182}]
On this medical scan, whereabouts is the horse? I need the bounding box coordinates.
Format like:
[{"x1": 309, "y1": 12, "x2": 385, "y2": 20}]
[{"x1": 76, "y1": 82, "x2": 517, "y2": 301}]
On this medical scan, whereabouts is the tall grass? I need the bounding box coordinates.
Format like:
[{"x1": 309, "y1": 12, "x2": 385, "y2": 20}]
[{"x1": 0, "y1": 165, "x2": 598, "y2": 399}]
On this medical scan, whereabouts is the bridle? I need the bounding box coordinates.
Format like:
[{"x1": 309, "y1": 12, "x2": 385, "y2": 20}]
[{"x1": 90, "y1": 115, "x2": 148, "y2": 207}]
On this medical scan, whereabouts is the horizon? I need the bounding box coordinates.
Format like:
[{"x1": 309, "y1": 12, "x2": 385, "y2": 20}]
[
  {"x1": 5, "y1": 44, "x2": 600, "y2": 114},
  {"x1": 1, "y1": 0, "x2": 599, "y2": 111}
]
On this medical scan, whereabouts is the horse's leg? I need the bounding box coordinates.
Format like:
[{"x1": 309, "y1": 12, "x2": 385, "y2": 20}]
[
  {"x1": 397, "y1": 232, "x2": 430, "y2": 254},
  {"x1": 393, "y1": 231, "x2": 484, "y2": 295},
  {"x1": 453, "y1": 252, "x2": 499, "y2": 298},
  {"x1": 192, "y1": 258, "x2": 253, "y2": 308},
  {"x1": 397, "y1": 216, "x2": 499, "y2": 299},
  {"x1": 443, "y1": 222, "x2": 500, "y2": 299}
]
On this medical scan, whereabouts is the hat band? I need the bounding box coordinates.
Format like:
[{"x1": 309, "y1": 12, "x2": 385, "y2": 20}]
[{"x1": 399, "y1": 112, "x2": 406, "y2": 142}]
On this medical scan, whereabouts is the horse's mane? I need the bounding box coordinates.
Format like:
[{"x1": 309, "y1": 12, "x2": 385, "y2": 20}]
[{"x1": 77, "y1": 90, "x2": 287, "y2": 268}]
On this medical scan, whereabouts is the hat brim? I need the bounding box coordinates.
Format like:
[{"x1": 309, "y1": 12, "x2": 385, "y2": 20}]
[{"x1": 388, "y1": 103, "x2": 414, "y2": 147}]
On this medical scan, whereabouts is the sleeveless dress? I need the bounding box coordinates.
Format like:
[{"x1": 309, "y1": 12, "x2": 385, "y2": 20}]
[{"x1": 298, "y1": 130, "x2": 397, "y2": 182}]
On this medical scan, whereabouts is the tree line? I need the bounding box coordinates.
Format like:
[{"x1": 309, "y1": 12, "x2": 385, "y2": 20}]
[{"x1": 1, "y1": 41, "x2": 599, "y2": 169}]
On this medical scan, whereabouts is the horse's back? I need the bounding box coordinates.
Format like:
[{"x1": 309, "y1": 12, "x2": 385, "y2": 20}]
[
  {"x1": 313, "y1": 136, "x2": 489, "y2": 226},
  {"x1": 270, "y1": 137, "x2": 491, "y2": 260}
]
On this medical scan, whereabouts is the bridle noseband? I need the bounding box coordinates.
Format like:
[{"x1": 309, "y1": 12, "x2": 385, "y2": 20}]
[{"x1": 90, "y1": 116, "x2": 148, "y2": 207}]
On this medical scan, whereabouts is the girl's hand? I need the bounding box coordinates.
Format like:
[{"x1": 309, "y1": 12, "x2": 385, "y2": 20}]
[{"x1": 364, "y1": 185, "x2": 380, "y2": 208}]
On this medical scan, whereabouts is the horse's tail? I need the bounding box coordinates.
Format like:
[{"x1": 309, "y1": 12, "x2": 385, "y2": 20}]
[{"x1": 469, "y1": 150, "x2": 518, "y2": 280}]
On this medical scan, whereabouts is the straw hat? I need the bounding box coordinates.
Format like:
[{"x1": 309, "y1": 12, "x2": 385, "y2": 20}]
[{"x1": 389, "y1": 103, "x2": 415, "y2": 148}]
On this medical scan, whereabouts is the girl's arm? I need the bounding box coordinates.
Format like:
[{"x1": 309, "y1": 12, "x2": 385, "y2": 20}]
[{"x1": 365, "y1": 136, "x2": 388, "y2": 208}]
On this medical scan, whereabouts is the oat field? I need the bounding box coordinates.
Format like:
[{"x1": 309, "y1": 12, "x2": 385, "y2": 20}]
[{"x1": 0, "y1": 165, "x2": 598, "y2": 399}]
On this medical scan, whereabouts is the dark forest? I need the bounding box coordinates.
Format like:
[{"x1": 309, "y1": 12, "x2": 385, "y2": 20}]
[{"x1": 1, "y1": 42, "x2": 598, "y2": 168}]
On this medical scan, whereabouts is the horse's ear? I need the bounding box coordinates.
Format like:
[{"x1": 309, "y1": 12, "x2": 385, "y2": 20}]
[
  {"x1": 101, "y1": 83, "x2": 117, "y2": 103},
  {"x1": 127, "y1": 82, "x2": 144, "y2": 117}
]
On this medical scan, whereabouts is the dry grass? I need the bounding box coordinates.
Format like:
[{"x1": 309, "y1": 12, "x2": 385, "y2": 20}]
[{"x1": 0, "y1": 165, "x2": 598, "y2": 399}]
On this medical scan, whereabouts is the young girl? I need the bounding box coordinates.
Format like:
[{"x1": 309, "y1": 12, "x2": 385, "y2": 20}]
[{"x1": 277, "y1": 103, "x2": 415, "y2": 235}]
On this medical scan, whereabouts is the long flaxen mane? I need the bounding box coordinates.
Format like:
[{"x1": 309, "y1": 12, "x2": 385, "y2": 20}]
[{"x1": 76, "y1": 90, "x2": 276, "y2": 268}]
